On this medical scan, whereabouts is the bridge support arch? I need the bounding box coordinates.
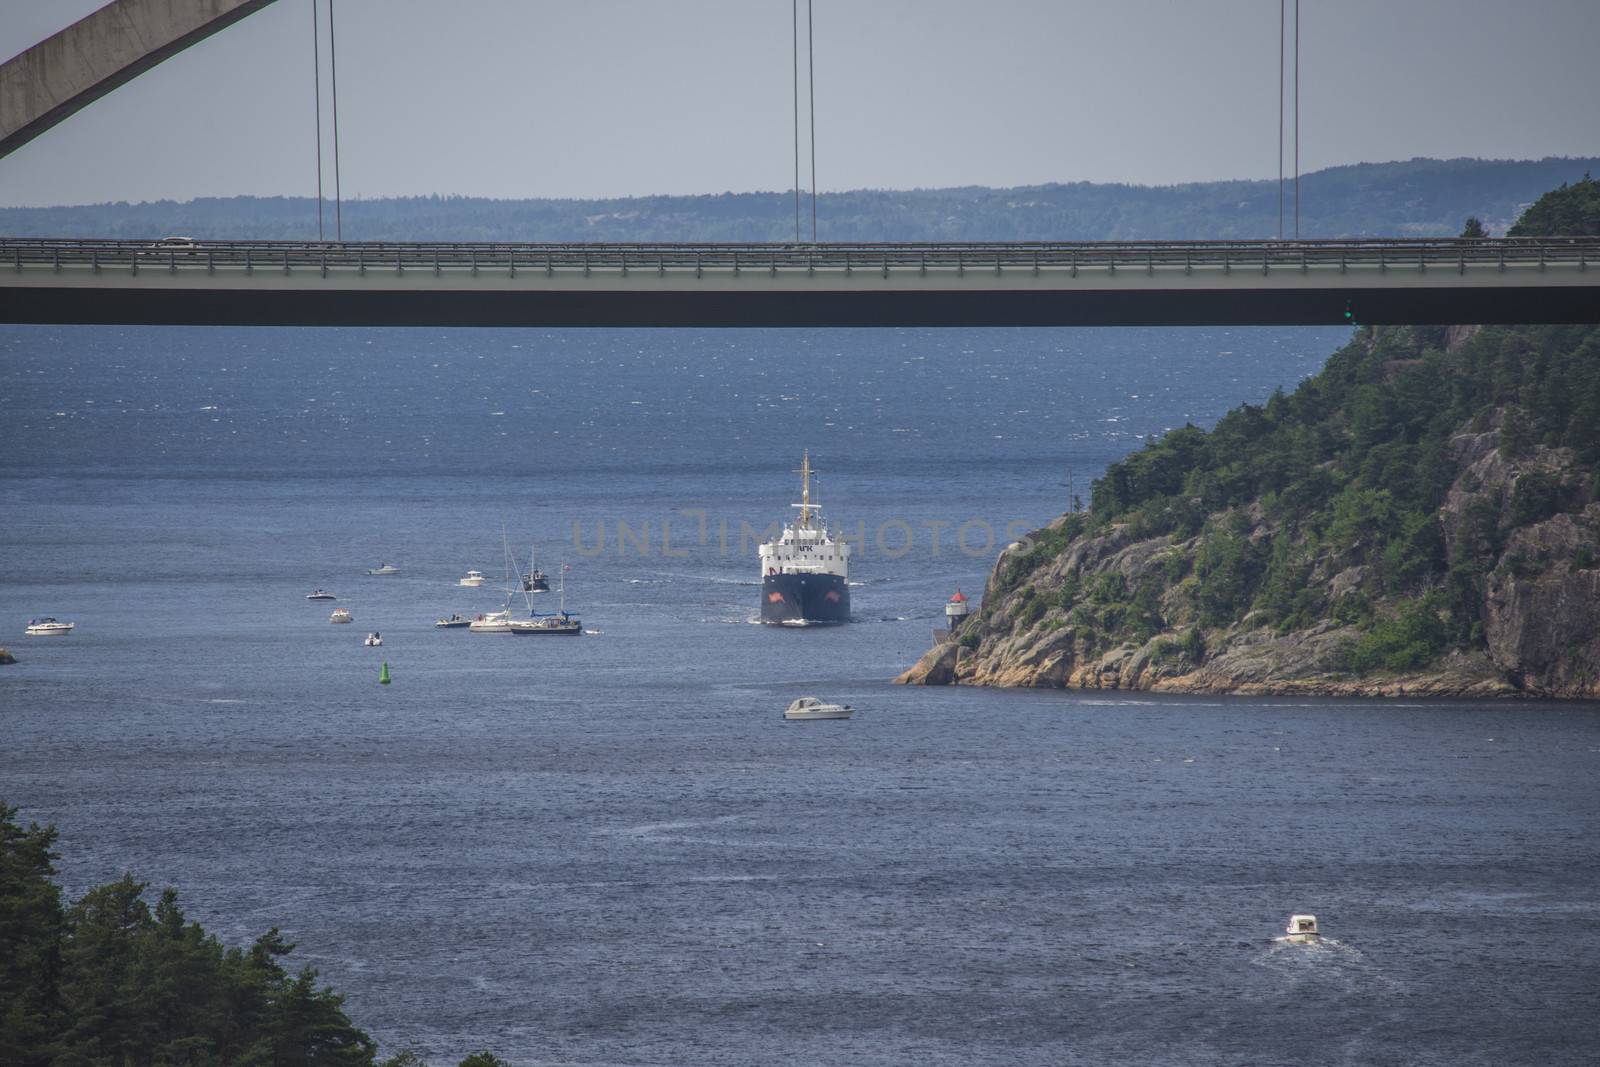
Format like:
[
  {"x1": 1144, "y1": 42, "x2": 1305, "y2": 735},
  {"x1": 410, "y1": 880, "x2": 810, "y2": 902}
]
[{"x1": 0, "y1": 0, "x2": 278, "y2": 159}]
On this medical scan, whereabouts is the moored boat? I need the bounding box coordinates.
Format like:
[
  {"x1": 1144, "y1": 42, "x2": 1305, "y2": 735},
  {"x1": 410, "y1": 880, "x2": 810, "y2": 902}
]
[
  {"x1": 522, "y1": 547, "x2": 551, "y2": 591},
  {"x1": 435, "y1": 613, "x2": 471, "y2": 628},
  {"x1": 25, "y1": 617, "x2": 74, "y2": 636},
  {"x1": 330, "y1": 608, "x2": 353, "y2": 624},
  {"x1": 366, "y1": 563, "x2": 400, "y2": 576},
  {"x1": 509, "y1": 613, "x2": 582, "y2": 636},
  {"x1": 468, "y1": 608, "x2": 513, "y2": 633}
]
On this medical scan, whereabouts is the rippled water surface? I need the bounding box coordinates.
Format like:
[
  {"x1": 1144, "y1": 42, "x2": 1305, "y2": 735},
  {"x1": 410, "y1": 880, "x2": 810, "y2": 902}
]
[{"x1": 3, "y1": 325, "x2": 1598, "y2": 1065}]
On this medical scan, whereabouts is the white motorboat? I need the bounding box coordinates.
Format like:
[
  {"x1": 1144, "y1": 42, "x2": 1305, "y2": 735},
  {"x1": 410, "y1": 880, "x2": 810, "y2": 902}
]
[
  {"x1": 330, "y1": 608, "x2": 353, "y2": 624},
  {"x1": 458, "y1": 570, "x2": 487, "y2": 587},
  {"x1": 783, "y1": 696, "x2": 853, "y2": 720},
  {"x1": 306, "y1": 589, "x2": 337, "y2": 600},
  {"x1": 364, "y1": 632, "x2": 383, "y2": 646},
  {"x1": 25, "y1": 617, "x2": 74, "y2": 636},
  {"x1": 1284, "y1": 914, "x2": 1320, "y2": 943},
  {"x1": 366, "y1": 563, "x2": 400, "y2": 576},
  {"x1": 468, "y1": 608, "x2": 513, "y2": 633}
]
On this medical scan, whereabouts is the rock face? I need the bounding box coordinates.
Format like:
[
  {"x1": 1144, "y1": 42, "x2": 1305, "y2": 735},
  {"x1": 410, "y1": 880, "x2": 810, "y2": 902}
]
[
  {"x1": 0, "y1": 648, "x2": 15, "y2": 665},
  {"x1": 898, "y1": 423, "x2": 1599, "y2": 699}
]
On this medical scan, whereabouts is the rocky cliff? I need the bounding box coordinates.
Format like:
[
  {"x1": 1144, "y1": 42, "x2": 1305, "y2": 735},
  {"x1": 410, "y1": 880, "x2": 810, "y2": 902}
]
[{"x1": 898, "y1": 179, "x2": 1600, "y2": 699}]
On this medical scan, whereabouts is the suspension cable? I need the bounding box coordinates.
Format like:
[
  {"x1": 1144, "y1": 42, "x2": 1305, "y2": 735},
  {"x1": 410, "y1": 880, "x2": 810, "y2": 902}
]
[
  {"x1": 312, "y1": 0, "x2": 324, "y2": 241},
  {"x1": 792, "y1": 0, "x2": 800, "y2": 243},
  {"x1": 807, "y1": 0, "x2": 817, "y2": 243},
  {"x1": 329, "y1": 0, "x2": 343, "y2": 242},
  {"x1": 1277, "y1": 0, "x2": 1283, "y2": 241},
  {"x1": 1294, "y1": 0, "x2": 1300, "y2": 239}
]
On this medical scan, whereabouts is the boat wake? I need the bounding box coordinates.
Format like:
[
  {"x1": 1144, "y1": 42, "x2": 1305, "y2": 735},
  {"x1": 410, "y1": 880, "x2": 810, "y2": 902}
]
[{"x1": 1251, "y1": 937, "x2": 1402, "y2": 993}]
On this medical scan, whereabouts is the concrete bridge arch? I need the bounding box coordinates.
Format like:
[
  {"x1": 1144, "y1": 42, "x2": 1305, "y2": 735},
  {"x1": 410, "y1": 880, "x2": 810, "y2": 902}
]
[{"x1": 0, "y1": 0, "x2": 277, "y2": 159}]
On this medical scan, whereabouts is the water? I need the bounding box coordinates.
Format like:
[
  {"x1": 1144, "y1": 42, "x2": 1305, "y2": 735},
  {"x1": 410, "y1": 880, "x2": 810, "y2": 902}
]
[{"x1": 3, "y1": 325, "x2": 1598, "y2": 1065}]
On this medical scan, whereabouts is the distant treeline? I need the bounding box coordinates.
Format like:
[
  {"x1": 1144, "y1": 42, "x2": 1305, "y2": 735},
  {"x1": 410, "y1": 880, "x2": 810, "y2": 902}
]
[
  {"x1": 0, "y1": 802, "x2": 501, "y2": 1067},
  {"x1": 2, "y1": 156, "x2": 1596, "y2": 243}
]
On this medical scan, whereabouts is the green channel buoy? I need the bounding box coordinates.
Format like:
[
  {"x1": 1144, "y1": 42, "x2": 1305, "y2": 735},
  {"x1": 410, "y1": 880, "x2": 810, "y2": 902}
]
[{"x1": 379, "y1": 661, "x2": 391, "y2": 685}]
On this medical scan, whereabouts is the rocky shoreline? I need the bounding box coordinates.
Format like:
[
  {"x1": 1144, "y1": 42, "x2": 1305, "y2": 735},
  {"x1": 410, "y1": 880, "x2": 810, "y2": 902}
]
[{"x1": 896, "y1": 378, "x2": 1600, "y2": 701}]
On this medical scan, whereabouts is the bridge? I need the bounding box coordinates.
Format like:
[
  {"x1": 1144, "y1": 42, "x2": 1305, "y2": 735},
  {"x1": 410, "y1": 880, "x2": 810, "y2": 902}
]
[
  {"x1": 1, "y1": 237, "x2": 1595, "y2": 327},
  {"x1": 2, "y1": 4, "x2": 1597, "y2": 328}
]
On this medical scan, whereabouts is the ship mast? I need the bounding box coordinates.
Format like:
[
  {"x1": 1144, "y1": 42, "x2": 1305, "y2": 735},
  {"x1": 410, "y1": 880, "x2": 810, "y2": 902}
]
[{"x1": 793, "y1": 450, "x2": 816, "y2": 529}]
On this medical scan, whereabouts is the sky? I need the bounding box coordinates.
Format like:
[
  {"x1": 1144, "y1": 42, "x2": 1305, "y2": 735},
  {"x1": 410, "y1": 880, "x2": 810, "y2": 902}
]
[{"x1": 1, "y1": 0, "x2": 1597, "y2": 208}]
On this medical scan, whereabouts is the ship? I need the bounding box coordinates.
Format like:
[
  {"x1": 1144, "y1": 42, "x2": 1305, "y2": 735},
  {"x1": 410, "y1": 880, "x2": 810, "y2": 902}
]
[{"x1": 758, "y1": 451, "x2": 850, "y2": 625}]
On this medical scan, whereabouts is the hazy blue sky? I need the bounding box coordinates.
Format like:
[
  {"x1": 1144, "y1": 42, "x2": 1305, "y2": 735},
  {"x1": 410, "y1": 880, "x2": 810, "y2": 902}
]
[{"x1": 2, "y1": 0, "x2": 1597, "y2": 207}]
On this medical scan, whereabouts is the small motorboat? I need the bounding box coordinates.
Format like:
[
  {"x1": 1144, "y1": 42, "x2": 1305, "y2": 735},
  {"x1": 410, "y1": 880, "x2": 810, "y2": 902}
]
[
  {"x1": 25, "y1": 617, "x2": 74, "y2": 636},
  {"x1": 434, "y1": 613, "x2": 471, "y2": 628},
  {"x1": 783, "y1": 696, "x2": 853, "y2": 721},
  {"x1": 330, "y1": 608, "x2": 353, "y2": 624},
  {"x1": 366, "y1": 564, "x2": 400, "y2": 576},
  {"x1": 364, "y1": 632, "x2": 382, "y2": 646},
  {"x1": 1284, "y1": 914, "x2": 1320, "y2": 943},
  {"x1": 522, "y1": 568, "x2": 550, "y2": 592},
  {"x1": 458, "y1": 570, "x2": 487, "y2": 587},
  {"x1": 306, "y1": 589, "x2": 337, "y2": 600}
]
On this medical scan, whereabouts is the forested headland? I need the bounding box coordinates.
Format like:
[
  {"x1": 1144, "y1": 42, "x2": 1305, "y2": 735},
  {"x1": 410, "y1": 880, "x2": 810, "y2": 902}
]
[{"x1": 899, "y1": 177, "x2": 1600, "y2": 696}]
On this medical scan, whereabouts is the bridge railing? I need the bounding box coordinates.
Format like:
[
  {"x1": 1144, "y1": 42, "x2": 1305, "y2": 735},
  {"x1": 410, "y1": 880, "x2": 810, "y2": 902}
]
[{"x1": 3, "y1": 237, "x2": 1596, "y2": 273}]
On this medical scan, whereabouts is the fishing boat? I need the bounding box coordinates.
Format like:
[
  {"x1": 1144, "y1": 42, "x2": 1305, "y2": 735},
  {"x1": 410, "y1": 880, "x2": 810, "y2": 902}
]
[
  {"x1": 1283, "y1": 914, "x2": 1320, "y2": 943},
  {"x1": 458, "y1": 570, "x2": 487, "y2": 587},
  {"x1": 330, "y1": 608, "x2": 353, "y2": 624},
  {"x1": 522, "y1": 546, "x2": 551, "y2": 592},
  {"x1": 366, "y1": 563, "x2": 400, "y2": 576},
  {"x1": 25, "y1": 617, "x2": 74, "y2": 636},
  {"x1": 306, "y1": 589, "x2": 337, "y2": 600}
]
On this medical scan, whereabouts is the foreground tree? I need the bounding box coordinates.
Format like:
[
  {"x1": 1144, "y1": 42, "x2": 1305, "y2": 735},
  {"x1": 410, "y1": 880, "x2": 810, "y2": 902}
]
[
  {"x1": 0, "y1": 803, "x2": 65, "y2": 1067},
  {"x1": 0, "y1": 803, "x2": 384, "y2": 1067}
]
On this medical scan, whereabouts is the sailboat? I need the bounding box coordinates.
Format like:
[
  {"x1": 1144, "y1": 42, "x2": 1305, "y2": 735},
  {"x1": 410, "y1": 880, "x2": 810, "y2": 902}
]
[
  {"x1": 510, "y1": 561, "x2": 582, "y2": 636},
  {"x1": 472, "y1": 528, "x2": 534, "y2": 634}
]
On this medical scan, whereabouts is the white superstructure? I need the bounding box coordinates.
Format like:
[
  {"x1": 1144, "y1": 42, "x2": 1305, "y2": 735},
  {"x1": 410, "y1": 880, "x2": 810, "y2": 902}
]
[{"x1": 757, "y1": 451, "x2": 850, "y2": 581}]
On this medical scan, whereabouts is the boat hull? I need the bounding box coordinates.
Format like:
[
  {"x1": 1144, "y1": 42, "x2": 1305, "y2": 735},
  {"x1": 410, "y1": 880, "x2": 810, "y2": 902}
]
[
  {"x1": 784, "y1": 707, "x2": 853, "y2": 720},
  {"x1": 509, "y1": 621, "x2": 582, "y2": 636},
  {"x1": 761, "y1": 572, "x2": 849, "y2": 625},
  {"x1": 25, "y1": 624, "x2": 73, "y2": 636}
]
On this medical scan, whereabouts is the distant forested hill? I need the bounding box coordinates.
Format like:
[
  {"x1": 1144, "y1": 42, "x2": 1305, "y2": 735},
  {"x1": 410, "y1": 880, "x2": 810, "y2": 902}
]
[{"x1": 2, "y1": 156, "x2": 1595, "y2": 242}]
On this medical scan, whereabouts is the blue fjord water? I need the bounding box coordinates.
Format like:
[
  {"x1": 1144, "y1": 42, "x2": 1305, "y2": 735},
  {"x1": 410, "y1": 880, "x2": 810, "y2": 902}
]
[{"x1": 2, "y1": 324, "x2": 1598, "y2": 1065}]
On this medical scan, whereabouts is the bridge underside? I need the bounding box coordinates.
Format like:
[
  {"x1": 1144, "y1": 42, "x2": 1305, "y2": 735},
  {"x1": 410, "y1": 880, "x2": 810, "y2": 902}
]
[{"x1": 4, "y1": 285, "x2": 1595, "y2": 328}]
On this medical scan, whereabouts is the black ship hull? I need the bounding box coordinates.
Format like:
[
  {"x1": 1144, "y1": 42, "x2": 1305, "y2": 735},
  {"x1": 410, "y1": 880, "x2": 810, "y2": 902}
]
[{"x1": 761, "y1": 572, "x2": 850, "y2": 625}]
